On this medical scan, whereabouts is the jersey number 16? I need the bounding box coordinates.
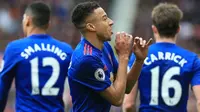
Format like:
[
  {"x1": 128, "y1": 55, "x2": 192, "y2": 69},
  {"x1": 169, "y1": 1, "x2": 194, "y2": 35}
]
[{"x1": 150, "y1": 66, "x2": 182, "y2": 106}]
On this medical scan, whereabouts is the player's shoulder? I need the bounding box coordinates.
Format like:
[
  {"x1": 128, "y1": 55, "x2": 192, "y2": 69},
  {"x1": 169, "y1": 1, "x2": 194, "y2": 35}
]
[
  {"x1": 70, "y1": 54, "x2": 102, "y2": 72},
  {"x1": 8, "y1": 37, "x2": 27, "y2": 45},
  {"x1": 150, "y1": 43, "x2": 197, "y2": 56},
  {"x1": 2, "y1": 38, "x2": 30, "y2": 59},
  {"x1": 72, "y1": 49, "x2": 101, "y2": 64},
  {"x1": 73, "y1": 38, "x2": 101, "y2": 55},
  {"x1": 5, "y1": 38, "x2": 28, "y2": 51},
  {"x1": 80, "y1": 55, "x2": 101, "y2": 65},
  {"x1": 175, "y1": 45, "x2": 197, "y2": 57},
  {"x1": 51, "y1": 38, "x2": 73, "y2": 53},
  {"x1": 71, "y1": 39, "x2": 102, "y2": 64}
]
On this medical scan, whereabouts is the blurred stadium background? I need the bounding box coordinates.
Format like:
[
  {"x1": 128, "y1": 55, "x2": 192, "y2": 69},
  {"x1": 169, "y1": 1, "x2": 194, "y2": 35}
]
[{"x1": 0, "y1": 0, "x2": 199, "y2": 112}]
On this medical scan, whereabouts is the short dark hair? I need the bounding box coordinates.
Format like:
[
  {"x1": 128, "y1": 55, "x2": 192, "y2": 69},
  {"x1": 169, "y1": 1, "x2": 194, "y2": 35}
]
[
  {"x1": 152, "y1": 3, "x2": 183, "y2": 37},
  {"x1": 71, "y1": 1, "x2": 100, "y2": 29},
  {"x1": 25, "y1": 1, "x2": 51, "y2": 29}
]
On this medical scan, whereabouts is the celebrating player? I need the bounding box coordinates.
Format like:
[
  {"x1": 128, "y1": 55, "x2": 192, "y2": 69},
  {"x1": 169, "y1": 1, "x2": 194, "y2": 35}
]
[
  {"x1": 68, "y1": 1, "x2": 152, "y2": 112},
  {"x1": 123, "y1": 3, "x2": 200, "y2": 112},
  {"x1": 0, "y1": 1, "x2": 73, "y2": 112}
]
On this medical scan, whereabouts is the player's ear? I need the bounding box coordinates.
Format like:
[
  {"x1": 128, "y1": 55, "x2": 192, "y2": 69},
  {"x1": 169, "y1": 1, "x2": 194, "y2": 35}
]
[
  {"x1": 152, "y1": 25, "x2": 158, "y2": 34},
  {"x1": 25, "y1": 16, "x2": 32, "y2": 27},
  {"x1": 23, "y1": 14, "x2": 28, "y2": 27},
  {"x1": 86, "y1": 23, "x2": 96, "y2": 32}
]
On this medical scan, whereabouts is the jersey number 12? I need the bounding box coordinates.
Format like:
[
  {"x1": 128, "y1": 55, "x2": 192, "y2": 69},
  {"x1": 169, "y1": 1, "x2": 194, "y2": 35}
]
[
  {"x1": 150, "y1": 66, "x2": 182, "y2": 106},
  {"x1": 30, "y1": 57, "x2": 60, "y2": 96}
]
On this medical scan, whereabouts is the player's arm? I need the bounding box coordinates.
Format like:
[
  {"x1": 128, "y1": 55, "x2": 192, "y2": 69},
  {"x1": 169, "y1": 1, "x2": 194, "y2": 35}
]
[
  {"x1": 99, "y1": 32, "x2": 133, "y2": 106},
  {"x1": 126, "y1": 59, "x2": 143, "y2": 93},
  {"x1": 125, "y1": 37, "x2": 152, "y2": 93},
  {"x1": 188, "y1": 85, "x2": 198, "y2": 112},
  {"x1": 99, "y1": 55, "x2": 129, "y2": 106},
  {"x1": 191, "y1": 56, "x2": 200, "y2": 112},
  {"x1": 0, "y1": 43, "x2": 18, "y2": 111},
  {"x1": 192, "y1": 86, "x2": 200, "y2": 112},
  {"x1": 123, "y1": 82, "x2": 138, "y2": 112},
  {"x1": 75, "y1": 55, "x2": 128, "y2": 106}
]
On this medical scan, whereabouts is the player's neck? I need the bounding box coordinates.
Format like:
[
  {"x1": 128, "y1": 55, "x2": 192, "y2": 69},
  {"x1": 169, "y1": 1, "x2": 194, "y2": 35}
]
[
  {"x1": 26, "y1": 27, "x2": 47, "y2": 37},
  {"x1": 156, "y1": 36, "x2": 176, "y2": 44},
  {"x1": 84, "y1": 33, "x2": 104, "y2": 50}
]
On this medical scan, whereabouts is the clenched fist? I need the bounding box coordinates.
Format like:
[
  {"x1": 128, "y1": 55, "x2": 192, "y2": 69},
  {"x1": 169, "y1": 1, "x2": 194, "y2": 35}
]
[{"x1": 115, "y1": 32, "x2": 133, "y2": 59}]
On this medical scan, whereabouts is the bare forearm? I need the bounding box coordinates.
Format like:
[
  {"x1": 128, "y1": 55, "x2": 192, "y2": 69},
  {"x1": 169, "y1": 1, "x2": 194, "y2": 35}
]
[
  {"x1": 196, "y1": 101, "x2": 200, "y2": 112},
  {"x1": 126, "y1": 60, "x2": 143, "y2": 93},
  {"x1": 113, "y1": 57, "x2": 129, "y2": 101}
]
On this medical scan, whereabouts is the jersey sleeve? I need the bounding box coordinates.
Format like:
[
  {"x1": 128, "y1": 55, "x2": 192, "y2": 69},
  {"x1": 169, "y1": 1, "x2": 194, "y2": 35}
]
[
  {"x1": 191, "y1": 55, "x2": 200, "y2": 86},
  {"x1": 73, "y1": 56, "x2": 112, "y2": 92},
  {"x1": 0, "y1": 43, "x2": 19, "y2": 111}
]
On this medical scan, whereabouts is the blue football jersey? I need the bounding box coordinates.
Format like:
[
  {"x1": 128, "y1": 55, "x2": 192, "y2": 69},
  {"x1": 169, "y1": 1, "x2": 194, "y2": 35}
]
[
  {"x1": 129, "y1": 42, "x2": 200, "y2": 112},
  {"x1": 0, "y1": 34, "x2": 73, "y2": 112},
  {"x1": 68, "y1": 38, "x2": 118, "y2": 112}
]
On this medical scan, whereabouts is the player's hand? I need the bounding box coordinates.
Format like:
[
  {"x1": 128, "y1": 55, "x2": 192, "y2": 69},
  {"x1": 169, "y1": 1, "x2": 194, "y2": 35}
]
[
  {"x1": 132, "y1": 37, "x2": 153, "y2": 61},
  {"x1": 115, "y1": 32, "x2": 133, "y2": 59}
]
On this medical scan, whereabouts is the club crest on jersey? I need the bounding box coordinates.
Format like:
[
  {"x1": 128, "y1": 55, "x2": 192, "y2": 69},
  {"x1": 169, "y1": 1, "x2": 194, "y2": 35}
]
[{"x1": 95, "y1": 68, "x2": 105, "y2": 81}]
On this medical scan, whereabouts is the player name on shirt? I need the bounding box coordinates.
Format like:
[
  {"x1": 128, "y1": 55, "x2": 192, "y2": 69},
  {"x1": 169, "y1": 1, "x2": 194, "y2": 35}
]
[
  {"x1": 144, "y1": 51, "x2": 187, "y2": 67},
  {"x1": 20, "y1": 43, "x2": 67, "y2": 60}
]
